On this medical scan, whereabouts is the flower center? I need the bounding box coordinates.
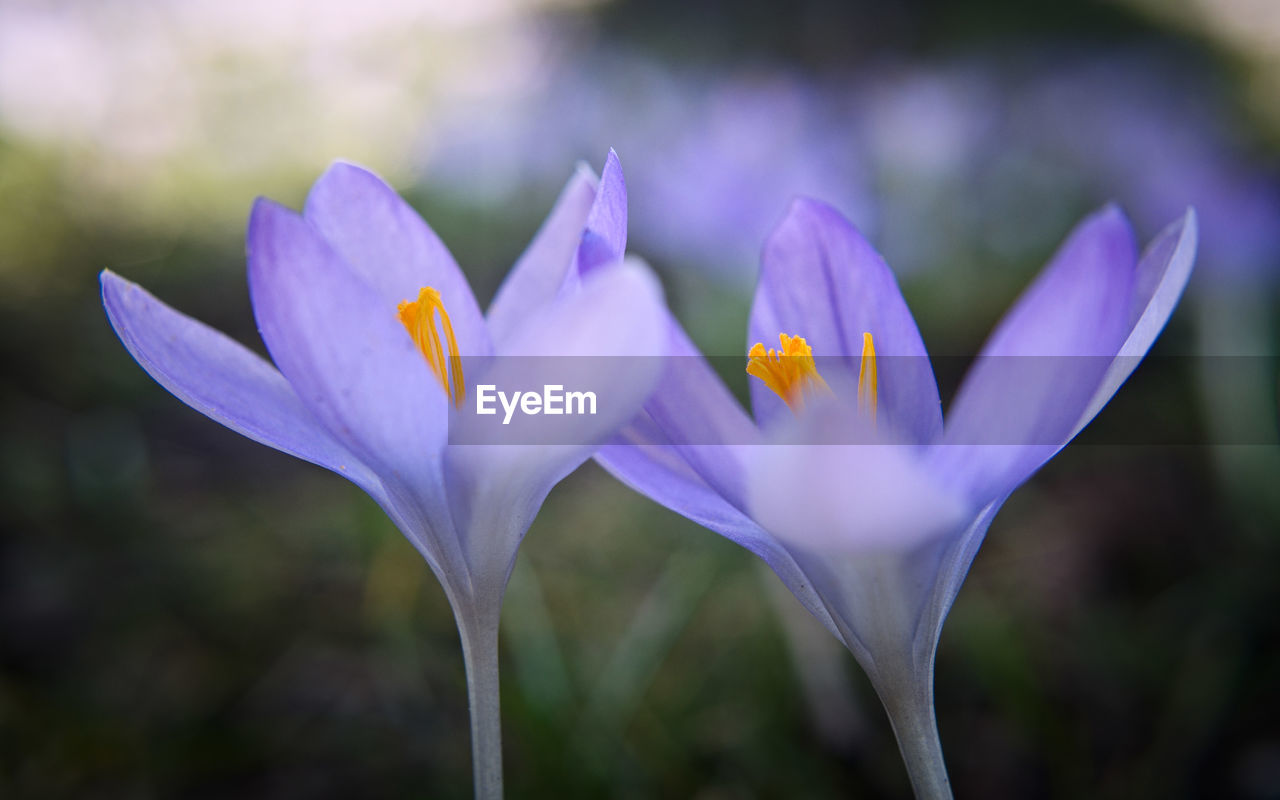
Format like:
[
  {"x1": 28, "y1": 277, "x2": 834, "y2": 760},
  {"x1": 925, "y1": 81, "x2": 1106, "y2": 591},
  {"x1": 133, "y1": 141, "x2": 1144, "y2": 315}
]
[
  {"x1": 745, "y1": 331, "x2": 877, "y2": 419},
  {"x1": 397, "y1": 286, "x2": 465, "y2": 407}
]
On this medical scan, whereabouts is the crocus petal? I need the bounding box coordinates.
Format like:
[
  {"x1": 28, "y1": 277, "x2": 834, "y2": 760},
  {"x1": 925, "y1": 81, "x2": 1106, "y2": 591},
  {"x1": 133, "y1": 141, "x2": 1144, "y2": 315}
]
[
  {"x1": 914, "y1": 494, "x2": 1010, "y2": 673},
  {"x1": 101, "y1": 270, "x2": 382, "y2": 496},
  {"x1": 247, "y1": 198, "x2": 448, "y2": 480},
  {"x1": 445, "y1": 260, "x2": 667, "y2": 583},
  {"x1": 600, "y1": 415, "x2": 759, "y2": 537},
  {"x1": 596, "y1": 416, "x2": 847, "y2": 645},
  {"x1": 749, "y1": 198, "x2": 942, "y2": 444},
  {"x1": 785, "y1": 537, "x2": 952, "y2": 680},
  {"x1": 748, "y1": 402, "x2": 968, "y2": 555},
  {"x1": 934, "y1": 205, "x2": 1138, "y2": 505},
  {"x1": 1073, "y1": 208, "x2": 1198, "y2": 436},
  {"x1": 575, "y1": 148, "x2": 628, "y2": 275},
  {"x1": 629, "y1": 320, "x2": 762, "y2": 510},
  {"x1": 303, "y1": 161, "x2": 491, "y2": 357},
  {"x1": 486, "y1": 164, "x2": 597, "y2": 346},
  {"x1": 745, "y1": 402, "x2": 968, "y2": 676}
]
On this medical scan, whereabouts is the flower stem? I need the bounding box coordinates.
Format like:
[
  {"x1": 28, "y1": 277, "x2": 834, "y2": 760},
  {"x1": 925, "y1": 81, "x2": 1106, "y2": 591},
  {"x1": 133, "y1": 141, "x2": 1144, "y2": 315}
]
[
  {"x1": 880, "y1": 676, "x2": 952, "y2": 800},
  {"x1": 457, "y1": 606, "x2": 503, "y2": 799}
]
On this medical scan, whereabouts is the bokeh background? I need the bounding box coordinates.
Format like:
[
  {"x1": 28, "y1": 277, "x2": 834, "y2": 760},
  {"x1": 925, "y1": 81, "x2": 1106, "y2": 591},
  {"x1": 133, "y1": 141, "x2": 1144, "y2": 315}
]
[{"x1": 2, "y1": 0, "x2": 1279, "y2": 797}]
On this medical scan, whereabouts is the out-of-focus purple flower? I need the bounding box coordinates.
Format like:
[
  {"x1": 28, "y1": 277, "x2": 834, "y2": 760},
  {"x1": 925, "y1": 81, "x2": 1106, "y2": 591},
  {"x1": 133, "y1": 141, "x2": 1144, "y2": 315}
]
[
  {"x1": 597, "y1": 199, "x2": 1197, "y2": 796},
  {"x1": 625, "y1": 72, "x2": 873, "y2": 281},
  {"x1": 425, "y1": 48, "x2": 1274, "y2": 290},
  {"x1": 1013, "y1": 53, "x2": 1280, "y2": 285},
  {"x1": 102, "y1": 151, "x2": 666, "y2": 799},
  {"x1": 423, "y1": 54, "x2": 872, "y2": 282},
  {"x1": 842, "y1": 52, "x2": 1278, "y2": 287}
]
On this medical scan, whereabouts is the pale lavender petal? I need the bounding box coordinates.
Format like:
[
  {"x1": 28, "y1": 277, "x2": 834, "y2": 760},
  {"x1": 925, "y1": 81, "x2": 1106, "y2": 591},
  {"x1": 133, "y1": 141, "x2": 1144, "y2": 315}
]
[
  {"x1": 1073, "y1": 209, "x2": 1198, "y2": 435},
  {"x1": 576, "y1": 149, "x2": 628, "y2": 275},
  {"x1": 635, "y1": 320, "x2": 762, "y2": 510},
  {"x1": 745, "y1": 401, "x2": 968, "y2": 677},
  {"x1": 748, "y1": 403, "x2": 968, "y2": 554},
  {"x1": 247, "y1": 198, "x2": 448, "y2": 479},
  {"x1": 303, "y1": 161, "x2": 491, "y2": 357},
  {"x1": 486, "y1": 164, "x2": 597, "y2": 346},
  {"x1": 101, "y1": 270, "x2": 381, "y2": 496},
  {"x1": 749, "y1": 198, "x2": 942, "y2": 444},
  {"x1": 596, "y1": 417, "x2": 846, "y2": 644},
  {"x1": 934, "y1": 205, "x2": 1138, "y2": 505},
  {"x1": 914, "y1": 495, "x2": 1009, "y2": 674},
  {"x1": 785, "y1": 539, "x2": 951, "y2": 679},
  {"x1": 445, "y1": 260, "x2": 666, "y2": 583}
]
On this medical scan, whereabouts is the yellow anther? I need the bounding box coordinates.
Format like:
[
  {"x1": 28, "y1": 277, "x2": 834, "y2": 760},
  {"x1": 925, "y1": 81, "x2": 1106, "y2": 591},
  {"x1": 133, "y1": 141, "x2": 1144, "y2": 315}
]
[
  {"x1": 397, "y1": 287, "x2": 465, "y2": 407},
  {"x1": 858, "y1": 331, "x2": 877, "y2": 423},
  {"x1": 746, "y1": 333, "x2": 831, "y2": 412}
]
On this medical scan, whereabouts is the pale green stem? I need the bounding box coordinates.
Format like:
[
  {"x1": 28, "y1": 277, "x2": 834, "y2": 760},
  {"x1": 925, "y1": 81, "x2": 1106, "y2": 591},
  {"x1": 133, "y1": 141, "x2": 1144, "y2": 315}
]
[
  {"x1": 879, "y1": 673, "x2": 952, "y2": 800},
  {"x1": 456, "y1": 603, "x2": 504, "y2": 800}
]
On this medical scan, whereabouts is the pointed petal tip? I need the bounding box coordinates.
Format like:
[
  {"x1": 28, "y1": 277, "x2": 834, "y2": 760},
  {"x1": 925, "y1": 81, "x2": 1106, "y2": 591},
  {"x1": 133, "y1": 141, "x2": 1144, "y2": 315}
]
[
  {"x1": 249, "y1": 195, "x2": 289, "y2": 223},
  {"x1": 577, "y1": 149, "x2": 629, "y2": 273},
  {"x1": 778, "y1": 195, "x2": 864, "y2": 235},
  {"x1": 765, "y1": 196, "x2": 875, "y2": 264},
  {"x1": 785, "y1": 194, "x2": 836, "y2": 219},
  {"x1": 1056, "y1": 202, "x2": 1138, "y2": 273},
  {"x1": 599, "y1": 148, "x2": 626, "y2": 191},
  {"x1": 326, "y1": 157, "x2": 373, "y2": 171},
  {"x1": 1182, "y1": 207, "x2": 1200, "y2": 256},
  {"x1": 321, "y1": 158, "x2": 383, "y2": 179},
  {"x1": 304, "y1": 160, "x2": 393, "y2": 218},
  {"x1": 1098, "y1": 199, "x2": 1125, "y2": 218},
  {"x1": 571, "y1": 159, "x2": 599, "y2": 187},
  {"x1": 1089, "y1": 201, "x2": 1135, "y2": 235},
  {"x1": 1151, "y1": 206, "x2": 1198, "y2": 254},
  {"x1": 100, "y1": 268, "x2": 130, "y2": 316},
  {"x1": 313, "y1": 160, "x2": 361, "y2": 189},
  {"x1": 100, "y1": 270, "x2": 140, "y2": 326},
  {"x1": 1182, "y1": 205, "x2": 1199, "y2": 235},
  {"x1": 789, "y1": 194, "x2": 828, "y2": 211},
  {"x1": 246, "y1": 197, "x2": 298, "y2": 252}
]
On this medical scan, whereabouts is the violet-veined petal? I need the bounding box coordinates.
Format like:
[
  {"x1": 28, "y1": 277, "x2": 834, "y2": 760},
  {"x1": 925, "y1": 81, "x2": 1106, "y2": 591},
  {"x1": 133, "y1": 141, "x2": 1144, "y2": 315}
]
[
  {"x1": 303, "y1": 161, "x2": 491, "y2": 357},
  {"x1": 750, "y1": 198, "x2": 942, "y2": 443},
  {"x1": 101, "y1": 269, "x2": 382, "y2": 496},
  {"x1": 934, "y1": 205, "x2": 1138, "y2": 506},
  {"x1": 486, "y1": 164, "x2": 597, "y2": 346},
  {"x1": 247, "y1": 198, "x2": 448, "y2": 478}
]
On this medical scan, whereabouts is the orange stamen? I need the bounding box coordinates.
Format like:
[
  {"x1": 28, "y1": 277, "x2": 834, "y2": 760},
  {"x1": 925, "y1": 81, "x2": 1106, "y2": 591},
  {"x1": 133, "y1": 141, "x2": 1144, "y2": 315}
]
[{"x1": 397, "y1": 287, "x2": 465, "y2": 407}]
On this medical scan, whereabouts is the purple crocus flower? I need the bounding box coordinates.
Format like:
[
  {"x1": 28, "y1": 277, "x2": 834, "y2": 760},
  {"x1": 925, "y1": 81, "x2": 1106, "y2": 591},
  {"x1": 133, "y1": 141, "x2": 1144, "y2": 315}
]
[
  {"x1": 597, "y1": 199, "x2": 1197, "y2": 797},
  {"x1": 101, "y1": 151, "x2": 666, "y2": 799}
]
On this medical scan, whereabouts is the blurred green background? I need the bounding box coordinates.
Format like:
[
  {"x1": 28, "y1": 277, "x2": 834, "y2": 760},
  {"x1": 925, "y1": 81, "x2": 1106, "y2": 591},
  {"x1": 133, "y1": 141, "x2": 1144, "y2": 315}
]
[{"x1": 2, "y1": 0, "x2": 1278, "y2": 797}]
